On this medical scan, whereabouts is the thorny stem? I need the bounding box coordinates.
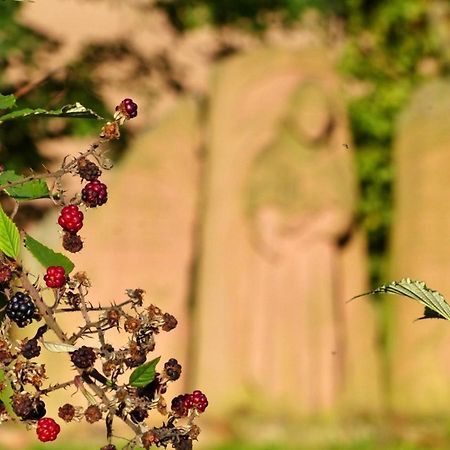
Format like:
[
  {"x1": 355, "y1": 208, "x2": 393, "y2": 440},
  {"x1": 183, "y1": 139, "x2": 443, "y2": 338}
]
[{"x1": 36, "y1": 379, "x2": 76, "y2": 397}]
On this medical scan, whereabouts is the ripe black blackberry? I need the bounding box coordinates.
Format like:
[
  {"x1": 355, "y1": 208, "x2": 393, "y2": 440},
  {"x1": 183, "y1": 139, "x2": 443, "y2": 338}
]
[
  {"x1": 164, "y1": 358, "x2": 182, "y2": 381},
  {"x1": 21, "y1": 339, "x2": 41, "y2": 359},
  {"x1": 62, "y1": 232, "x2": 83, "y2": 253},
  {"x1": 81, "y1": 180, "x2": 108, "y2": 208},
  {"x1": 70, "y1": 346, "x2": 97, "y2": 369},
  {"x1": 24, "y1": 399, "x2": 46, "y2": 421},
  {"x1": 129, "y1": 406, "x2": 148, "y2": 423},
  {"x1": 77, "y1": 158, "x2": 102, "y2": 181},
  {"x1": 171, "y1": 394, "x2": 189, "y2": 417},
  {"x1": 6, "y1": 292, "x2": 36, "y2": 328}
]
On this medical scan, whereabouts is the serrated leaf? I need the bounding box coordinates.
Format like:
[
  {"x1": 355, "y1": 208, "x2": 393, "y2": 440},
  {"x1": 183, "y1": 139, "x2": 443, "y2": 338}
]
[
  {"x1": 0, "y1": 205, "x2": 20, "y2": 259},
  {"x1": 0, "y1": 102, "x2": 103, "y2": 124},
  {"x1": 0, "y1": 94, "x2": 16, "y2": 110},
  {"x1": 0, "y1": 369, "x2": 17, "y2": 419},
  {"x1": 0, "y1": 170, "x2": 50, "y2": 200},
  {"x1": 42, "y1": 341, "x2": 78, "y2": 353},
  {"x1": 352, "y1": 278, "x2": 450, "y2": 321},
  {"x1": 417, "y1": 306, "x2": 446, "y2": 320},
  {"x1": 129, "y1": 356, "x2": 161, "y2": 388},
  {"x1": 24, "y1": 234, "x2": 75, "y2": 273}
]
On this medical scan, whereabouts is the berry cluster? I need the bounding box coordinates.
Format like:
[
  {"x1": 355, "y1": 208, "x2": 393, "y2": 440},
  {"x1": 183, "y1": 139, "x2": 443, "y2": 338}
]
[
  {"x1": 0, "y1": 98, "x2": 207, "y2": 449},
  {"x1": 171, "y1": 390, "x2": 208, "y2": 416},
  {"x1": 6, "y1": 292, "x2": 36, "y2": 328},
  {"x1": 44, "y1": 266, "x2": 66, "y2": 288}
]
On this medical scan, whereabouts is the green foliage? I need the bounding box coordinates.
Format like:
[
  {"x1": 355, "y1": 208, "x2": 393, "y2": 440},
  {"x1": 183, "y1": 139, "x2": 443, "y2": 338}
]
[
  {"x1": 129, "y1": 356, "x2": 161, "y2": 387},
  {"x1": 353, "y1": 278, "x2": 450, "y2": 321},
  {"x1": 0, "y1": 102, "x2": 103, "y2": 124},
  {"x1": 0, "y1": 170, "x2": 50, "y2": 200},
  {"x1": 24, "y1": 234, "x2": 75, "y2": 274},
  {"x1": 0, "y1": 205, "x2": 20, "y2": 260}
]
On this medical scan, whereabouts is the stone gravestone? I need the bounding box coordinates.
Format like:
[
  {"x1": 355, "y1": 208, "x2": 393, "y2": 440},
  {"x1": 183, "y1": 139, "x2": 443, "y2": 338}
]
[
  {"x1": 390, "y1": 80, "x2": 450, "y2": 414},
  {"x1": 192, "y1": 48, "x2": 381, "y2": 423}
]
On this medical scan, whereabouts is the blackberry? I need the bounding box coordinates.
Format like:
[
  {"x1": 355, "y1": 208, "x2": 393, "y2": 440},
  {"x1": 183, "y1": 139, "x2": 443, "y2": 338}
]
[
  {"x1": 106, "y1": 309, "x2": 121, "y2": 326},
  {"x1": 171, "y1": 394, "x2": 189, "y2": 417},
  {"x1": 116, "y1": 98, "x2": 138, "y2": 120},
  {"x1": 58, "y1": 403, "x2": 75, "y2": 422},
  {"x1": 6, "y1": 292, "x2": 36, "y2": 328},
  {"x1": 129, "y1": 406, "x2": 148, "y2": 423},
  {"x1": 24, "y1": 399, "x2": 46, "y2": 421},
  {"x1": 44, "y1": 266, "x2": 66, "y2": 288},
  {"x1": 82, "y1": 180, "x2": 108, "y2": 208},
  {"x1": 162, "y1": 313, "x2": 177, "y2": 332},
  {"x1": 85, "y1": 405, "x2": 102, "y2": 423},
  {"x1": 190, "y1": 390, "x2": 208, "y2": 413},
  {"x1": 21, "y1": 339, "x2": 41, "y2": 359},
  {"x1": 70, "y1": 346, "x2": 97, "y2": 369},
  {"x1": 12, "y1": 393, "x2": 33, "y2": 419},
  {"x1": 62, "y1": 232, "x2": 83, "y2": 253},
  {"x1": 36, "y1": 417, "x2": 60, "y2": 442},
  {"x1": 141, "y1": 431, "x2": 158, "y2": 449},
  {"x1": 78, "y1": 158, "x2": 102, "y2": 181},
  {"x1": 58, "y1": 205, "x2": 84, "y2": 233},
  {"x1": 164, "y1": 358, "x2": 182, "y2": 381}
]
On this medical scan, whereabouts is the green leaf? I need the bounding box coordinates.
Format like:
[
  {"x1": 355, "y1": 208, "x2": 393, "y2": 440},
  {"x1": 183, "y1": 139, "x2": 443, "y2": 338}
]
[
  {"x1": 0, "y1": 170, "x2": 50, "y2": 200},
  {"x1": 129, "y1": 356, "x2": 161, "y2": 387},
  {"x1": 0, "y1": 94, "x2": 16, "y2": 110},
  {"x1": 0, "y1": 102, "x2": 103, "y2": 124},
  {"x1": 0, "y1": 205, "x2": 20, "y2": 259},
  {"x1": 24, "y1": 234, "x2": 75, "y2": 274},
  {"x1": 352, "y1": 278, "x2": 450, "y2": 321},
  {"x1": 0, "y1": 369, "x2": 16, "y2": 419}
]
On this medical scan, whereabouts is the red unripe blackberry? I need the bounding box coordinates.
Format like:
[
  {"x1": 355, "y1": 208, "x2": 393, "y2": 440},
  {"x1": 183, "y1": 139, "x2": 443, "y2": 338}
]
[
  {"x1": 62, "y1": 232, "x2": 83, "y2": 253},
  {"x1": 70, "y1": 346, "x2": 97, "y2": 369},
  {"x1": 36, "y1": 417, "x2": 60, "y2": 442},
  {"x1": 44, "y1": 266, "x2": 66, "y2": 288},
  {"x1": 116, "y1": 98, "x2": 138, "y2": 119},
  {"x1": 78, "y1": 158, "x2": 102, "y2": 181},
  {"x1": 21, "y1": 339, "x2": 41, "y2": 359},
  {"x1": 58, "y1": 205, "x2": 84, "y2": 233},
  {"x1": 82, "y1": 180, "x2": 108, "y2": 208},
  {"x1": 190, "y1": 390, "x2": 208, "y2": 413},
  {"x1": 6, "y1": 292, "x2": 36, "y2": 328}
]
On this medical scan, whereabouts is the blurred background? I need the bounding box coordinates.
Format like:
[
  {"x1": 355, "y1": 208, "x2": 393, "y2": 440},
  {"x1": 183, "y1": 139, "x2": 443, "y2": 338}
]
[{"x1": 3, "y1": 0, "x2": 450, "y2": 449}]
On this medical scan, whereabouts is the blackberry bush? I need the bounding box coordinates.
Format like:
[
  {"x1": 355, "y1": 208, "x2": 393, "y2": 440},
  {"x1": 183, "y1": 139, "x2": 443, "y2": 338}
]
[{"x1": 0, "y1": 95, "x2": 207, "y2": 450}]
